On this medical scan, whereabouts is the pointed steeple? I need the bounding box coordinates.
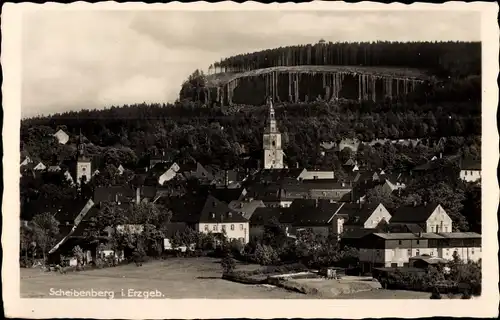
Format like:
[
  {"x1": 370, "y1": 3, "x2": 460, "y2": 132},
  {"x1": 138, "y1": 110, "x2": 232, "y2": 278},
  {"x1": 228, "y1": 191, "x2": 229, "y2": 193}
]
[{"x1": 265, "y1": 97, "x2": 279, "y2": 134}]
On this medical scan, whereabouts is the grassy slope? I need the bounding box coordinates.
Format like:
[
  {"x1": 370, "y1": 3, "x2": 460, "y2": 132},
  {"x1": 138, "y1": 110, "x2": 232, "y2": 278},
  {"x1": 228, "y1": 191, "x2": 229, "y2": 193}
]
[{"x1": 206, "y1": 65, "x2": 432, "y2": 87}]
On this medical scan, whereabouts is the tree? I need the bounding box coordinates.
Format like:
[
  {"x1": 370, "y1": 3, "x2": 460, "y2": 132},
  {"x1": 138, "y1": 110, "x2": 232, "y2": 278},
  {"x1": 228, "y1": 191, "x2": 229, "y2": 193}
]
[
  {"x1": 31, "y1": 213, "x2": 60, "y2": 262},
  {"x1": 365, "y1": 185, "x2": 398, "y2": 209},
  {"x1": 72, "y1": 245, "x2": 85, "y2": 268},
  {"x1": 20, "y1": 224, "x2": 35, "y2": 265}
]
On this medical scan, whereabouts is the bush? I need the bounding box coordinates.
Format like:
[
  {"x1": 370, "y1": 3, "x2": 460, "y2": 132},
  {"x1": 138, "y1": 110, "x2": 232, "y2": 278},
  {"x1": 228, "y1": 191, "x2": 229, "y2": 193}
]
[
  {"x1": 254, "y1": 244, "x2": 280, "y2": 265},
  {"x1": 221, "y1": 255, "x2": 236, "y2": 274}
]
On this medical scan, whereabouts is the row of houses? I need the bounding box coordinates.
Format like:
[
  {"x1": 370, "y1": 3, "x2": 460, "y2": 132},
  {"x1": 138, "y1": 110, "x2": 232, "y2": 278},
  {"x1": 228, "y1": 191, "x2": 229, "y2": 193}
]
[{"x1": 27, "y1": 178, "x2": 479, "y2": 271}]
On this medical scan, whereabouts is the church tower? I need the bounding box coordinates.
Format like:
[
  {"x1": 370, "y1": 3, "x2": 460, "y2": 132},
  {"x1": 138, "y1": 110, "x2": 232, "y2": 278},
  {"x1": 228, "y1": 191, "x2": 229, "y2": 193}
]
[
  {"x1": 263, "y1": 98, "x2": 284, "y2": 169},
  {"x1": 76, "y1": 131, "x2": 91, "y2": 185}
]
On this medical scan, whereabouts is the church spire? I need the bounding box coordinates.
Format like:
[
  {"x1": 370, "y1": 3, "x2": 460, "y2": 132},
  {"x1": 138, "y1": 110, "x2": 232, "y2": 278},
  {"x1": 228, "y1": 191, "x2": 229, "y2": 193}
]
[{"x1": 265, "y1": 97, "x2": 278, "y2": 134}]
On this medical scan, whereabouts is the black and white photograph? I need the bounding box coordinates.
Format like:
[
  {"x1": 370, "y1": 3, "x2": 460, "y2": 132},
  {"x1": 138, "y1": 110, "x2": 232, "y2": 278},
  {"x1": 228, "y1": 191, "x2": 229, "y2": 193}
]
[{"x1": 2, "y1": 1, "x2": 499, "y2": 319}]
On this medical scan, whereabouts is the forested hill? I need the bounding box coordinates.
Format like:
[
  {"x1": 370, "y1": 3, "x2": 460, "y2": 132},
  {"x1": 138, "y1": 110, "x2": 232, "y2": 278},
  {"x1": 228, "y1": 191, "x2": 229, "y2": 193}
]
[
  {"x1": 208, "y1": 41, "x2": 481, "y2": 78},
  {"x1": 179, "y1": 41, "x2": 481, "y2": 106},
  {"x1": 22, "y1": 40, "x2": 481, "y2": 172}
]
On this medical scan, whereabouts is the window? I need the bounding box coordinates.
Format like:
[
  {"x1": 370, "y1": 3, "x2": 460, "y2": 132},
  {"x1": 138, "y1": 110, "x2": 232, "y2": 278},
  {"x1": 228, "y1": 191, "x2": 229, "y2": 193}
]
[
  {"x1": 82, "y1": 167, "x2": 86, "y2": 172},
  {"x1": 416, "y1": 240, "x2": 420, "y2": 245},
  {"x1": 314, "y1": 176, "x2": 318, "y2": 180},
  {"x1": 213, "y1": 225, "x2": 217, "y2": 231},
  {"x1": 204, "y1": 225, "x2": 209, "y2": 231},
  {"x1": 222, "y1": 225, "x2": 226, "y2": 231},
  {"x1": 431, "y1": 226, "x2": 434, "y2": 232},
  {"x1": 407, "y1": 249, "x2": 411, "y2": 256},
  {"x1": 416, "y1": 249, "x2": 420, "y2": 255},
  {"x1": 239, "y1": 224, "x2": 244, "y2": 230},
  {"x1": 272, "y1": 141, "x2": 276, "y2": 147},
  {"x1": 211, "y1": 213, "x2": 215, "y2": 219},
  {"x1": 471, "y1": 248, "x2": 475, "y2": 254},
  {"x1": 398, "y1": 240, "x2": 402, "y2": 245},
  {"x1": 230, "y1": 224, "x2": 235, "y2": 231}
]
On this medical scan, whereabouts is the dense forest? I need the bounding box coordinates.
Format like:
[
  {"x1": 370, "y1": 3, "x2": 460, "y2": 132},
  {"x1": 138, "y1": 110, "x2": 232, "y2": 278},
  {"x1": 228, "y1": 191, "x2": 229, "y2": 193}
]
[
  {"x1": 179, "y1": 41, "x2": 481, "y2": 106},
  {"x1": 208, "y1": 41, "x2": 481, "y2": 78}
]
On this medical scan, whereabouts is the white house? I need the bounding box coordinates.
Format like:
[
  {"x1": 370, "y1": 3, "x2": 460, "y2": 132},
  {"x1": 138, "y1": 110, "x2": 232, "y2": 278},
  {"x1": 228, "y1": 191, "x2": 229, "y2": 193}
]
[
  {"x1": 390, "y1": 203, "x2": 453, "y2": 233},
  {"x1": 356, "y1": 232, "x2": 481, "y2": 272},
  {"x1": 53, "y1": 129, "x2": 70, "y2": 145},
  {"x1": 158, "y1": 162, "x2": 181, "y2": 185},
  {"x1": 33, "y1": 162, "x2": 47, "y2": 171},
  {"x1": 21, "y1": 155, "x2": 32, "y2": 167},
  {"x1": 336, "y1": 203, "x2": 392, "y2": 234},
  {"x1": 196, "y1": 195, "x2": 250, "y2": 244},
  {"x1": 459, "y1": 158, "x2": 481, "y2": 183}
]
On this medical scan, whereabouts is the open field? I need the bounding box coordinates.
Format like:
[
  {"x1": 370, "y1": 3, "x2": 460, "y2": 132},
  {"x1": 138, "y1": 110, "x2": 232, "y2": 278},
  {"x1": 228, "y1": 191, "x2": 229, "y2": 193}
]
[
  {"x1": 21, "y1": 258, "x2": 310, "y2": 299},
  {"x1": 206, "y1": 65, "x2": 431, "y2": 87},
  {"x1": 21, "y1": 257, "x2": 428, "y2": 299}
]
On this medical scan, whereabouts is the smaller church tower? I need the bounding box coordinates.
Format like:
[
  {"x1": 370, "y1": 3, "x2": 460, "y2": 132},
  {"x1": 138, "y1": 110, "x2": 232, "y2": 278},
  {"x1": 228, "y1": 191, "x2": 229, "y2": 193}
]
[
  {"x1": 76, "y1": 130, "x2": 91, "y2": 185},
  {"x1": 263, "y1": 98, "x2": 284, "y2": 169}
]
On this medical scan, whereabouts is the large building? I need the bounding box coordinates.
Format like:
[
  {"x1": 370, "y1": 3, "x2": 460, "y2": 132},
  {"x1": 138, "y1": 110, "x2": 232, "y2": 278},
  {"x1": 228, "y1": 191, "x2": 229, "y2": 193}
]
[
  {"x1": 356, "y1": 232, "x2": 482, "y2": 273},
  {"x1": 263, "y1": 99, "x2": 284, "y2": 169}
]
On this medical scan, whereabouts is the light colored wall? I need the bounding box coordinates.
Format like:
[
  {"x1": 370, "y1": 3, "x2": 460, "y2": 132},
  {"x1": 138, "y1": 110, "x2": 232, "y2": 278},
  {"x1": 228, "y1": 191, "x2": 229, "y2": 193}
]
[
  {"x1": 34, "y1": 162, "x2": 46, "y2": 171},
  {"x1": 76, "y1": 161, "x2": 91, "y2": 184},
  {"x1": 159, "y1": 168, "x2": 178, "y2": 185},
  {"x1": 54, "y1": 131, "x2": 69, "y2": 144},
  {"x1": 299, "y1": 171, "x2": 335, "y2": 180},
  {"x1": 426, "y1": 205, "x2": 453, "y2": 233},
  {"x1": 264, "y1": 149, "x2": 284, "y2": 169},
  {"x1": 360, "y1": 246, "x2": 481, "y2": 267},
  {"x1": 460, "y1": 170, "x2": 481, "y2": 183},
  {"x1": 363, "y1": 204, "x2": 392, "y2": 229},
  {"x1": 197, "y1": 222, "x2": 249, "y2": 244}
]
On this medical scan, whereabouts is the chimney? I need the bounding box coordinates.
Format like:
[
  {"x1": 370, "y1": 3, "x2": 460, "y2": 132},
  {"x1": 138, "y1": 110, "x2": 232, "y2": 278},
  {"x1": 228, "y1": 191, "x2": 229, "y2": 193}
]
[
  {"x1": 136, "y1": 187, "x2": 141, "y2": 204},
  {"x1": 439, "y1": 152, "x2": 442, "y2": 159},
  {"x1": 296, "y1": 162, "x2": 299, "y2": 169}
]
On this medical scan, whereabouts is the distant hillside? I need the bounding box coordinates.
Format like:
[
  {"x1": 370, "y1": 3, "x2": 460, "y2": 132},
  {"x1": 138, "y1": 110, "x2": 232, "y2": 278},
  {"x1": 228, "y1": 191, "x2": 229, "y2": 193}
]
[{"x1": 179, "y1": 41, "x2": 480, "y2": 106}]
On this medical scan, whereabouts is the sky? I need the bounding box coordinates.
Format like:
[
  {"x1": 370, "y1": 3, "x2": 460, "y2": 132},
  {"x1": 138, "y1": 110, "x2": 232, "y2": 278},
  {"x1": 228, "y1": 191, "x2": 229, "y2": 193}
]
[{"x1": 21, "y1": 9, "x2": 481, "y2": 118}]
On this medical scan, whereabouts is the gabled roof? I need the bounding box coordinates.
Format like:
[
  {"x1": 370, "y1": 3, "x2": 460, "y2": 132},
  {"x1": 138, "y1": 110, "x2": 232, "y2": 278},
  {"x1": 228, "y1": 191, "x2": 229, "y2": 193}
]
[
  {"x1": 228, "y1": 199, "x2": 266, "y2": 220},
  {"x1": 250, "y1": 168, "x2": 305, "y2": 183},
  {"x1": 199, "y1": 195, "x2": 247, "y2": 223},
  {"x1": 338, "y1": 203, "x2": 383, "y2": 225},
  {"x1": 341, "y1": 228, "x2": 376, "y2": 239},
  {"x1": 286, "y1": 199, "x2": 343, "y2": 226},
  {"x1": 390, "y1": 202, "x2": 440, "y2": 224}
]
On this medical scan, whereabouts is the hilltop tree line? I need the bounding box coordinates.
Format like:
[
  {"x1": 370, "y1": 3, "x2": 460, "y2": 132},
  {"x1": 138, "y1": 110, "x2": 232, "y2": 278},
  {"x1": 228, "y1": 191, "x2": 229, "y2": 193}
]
[
  {"x1": 209, "y1": 41, "x2": 481, "y2": 78},
  {"x1": 21, "y1": 98, "x2": 480, "y2": 171}
]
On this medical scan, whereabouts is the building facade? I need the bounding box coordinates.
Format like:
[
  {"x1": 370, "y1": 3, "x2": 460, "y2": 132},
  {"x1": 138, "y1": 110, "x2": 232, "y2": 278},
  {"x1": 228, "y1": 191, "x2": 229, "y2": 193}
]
[
  {"x1": 263, "y1": 99, "x2": 284, "y2": 169},
  {"x1": 357, "y1": 232, "x2": 481, "y2": 273}
]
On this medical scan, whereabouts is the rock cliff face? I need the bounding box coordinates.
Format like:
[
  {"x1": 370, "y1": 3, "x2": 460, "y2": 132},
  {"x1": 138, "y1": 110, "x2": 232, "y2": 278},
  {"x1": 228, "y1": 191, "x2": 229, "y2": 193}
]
[{"x1": 204, "y1": 66, "x2": 429, "y2": 106}]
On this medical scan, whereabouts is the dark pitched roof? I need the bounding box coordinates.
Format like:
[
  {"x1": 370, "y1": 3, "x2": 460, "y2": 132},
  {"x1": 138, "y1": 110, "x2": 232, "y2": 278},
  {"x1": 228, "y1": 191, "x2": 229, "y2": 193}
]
[
  {"x1": 199, "y1": 195, "x2": 247, "y2": 223},
  {"x1": 339, "y1": 203, "x2": 382, "y2": 225},
  {"x1": 387, "y1": 223, "x2": 425, "y2": 234},
  {"x1": 460, "y1": 157, "x2": 481, "y2": 170},
  {"x1": 341, "y1": 228, "x2": 376, "y2": 239},
  {"x1": 286, "y1": 199, "x2": 343, "y2": 226},
  {"x1": 228, "y1": 199, "x2": 266, "y2": 220},
  {"x1": 210, "y1": 187, "x2": 246, "y2": 203},
  {"x1": 390, "y1": 203, "x2": 440, "y2": 224},
  {"x1": 250, "y1": 207, "x2": 285, "y2": 226},
  {"x1": 93, "y1": 186, "x2": 135, "y2": 203}
]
